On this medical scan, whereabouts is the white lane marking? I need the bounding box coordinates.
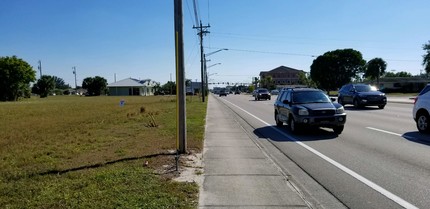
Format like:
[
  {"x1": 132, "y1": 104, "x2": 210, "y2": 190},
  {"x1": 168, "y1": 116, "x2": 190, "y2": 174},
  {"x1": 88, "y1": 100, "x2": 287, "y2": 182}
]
[
  {"x1": 367, "y1": 127, "x2": 416, "y2": 140},
  {"x1": 222, "y1": 99, "x2": 419, "y2": 209}
]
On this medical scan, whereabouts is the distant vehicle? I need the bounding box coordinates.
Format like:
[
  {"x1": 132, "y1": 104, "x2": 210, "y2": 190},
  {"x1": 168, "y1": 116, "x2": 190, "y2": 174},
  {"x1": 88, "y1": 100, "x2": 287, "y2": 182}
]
[
  {"x1": 234, "y1": 90, "x2": 241, "y2": 95},
  {"x1": 413, "y1": 84, "x2": 430, "y2": 133},
  {"x1": 219, "y1": 89, "x2": 228, "y2": 97},
  {"x1": 270, "y1": 89, "x2": 279, "y2": 95},
  {"x1": 255, "y1": 88, "x2": 271, "y2": 100},
  {"x1": 338, "y1": 83, "x2": 387, "y2": 109},
  {"x1": 274, "y1": 88, "x2": 346, "y2": 134}
]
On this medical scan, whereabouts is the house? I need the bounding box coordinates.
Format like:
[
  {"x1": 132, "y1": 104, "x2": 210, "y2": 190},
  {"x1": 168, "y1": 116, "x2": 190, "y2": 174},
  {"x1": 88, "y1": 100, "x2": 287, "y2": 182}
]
[
  {"x1": 259, "y1": 66, "x2": 305, "y2": 88},
  {"x1": 107, "y1": 78, "x2": 158, "y2": 96}
]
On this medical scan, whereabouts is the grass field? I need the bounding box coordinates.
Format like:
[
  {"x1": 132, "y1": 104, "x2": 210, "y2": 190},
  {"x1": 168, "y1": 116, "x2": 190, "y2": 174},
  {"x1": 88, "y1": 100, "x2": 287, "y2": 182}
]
[{"x1": 0, "y1": 95, "x2": 207, "y2": 208}]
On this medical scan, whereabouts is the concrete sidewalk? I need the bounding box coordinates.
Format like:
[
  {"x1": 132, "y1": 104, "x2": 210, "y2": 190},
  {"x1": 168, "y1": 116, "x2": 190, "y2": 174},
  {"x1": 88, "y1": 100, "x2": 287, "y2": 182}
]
[{"x1": 198, "y1": 94, "x2": 311, "y2": 209}]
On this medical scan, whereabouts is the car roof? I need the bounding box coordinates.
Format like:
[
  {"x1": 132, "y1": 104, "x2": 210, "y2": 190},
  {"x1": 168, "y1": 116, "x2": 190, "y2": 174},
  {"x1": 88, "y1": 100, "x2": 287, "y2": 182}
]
[{"x1": 281, "y1": 88, "x2": 321, "y2": 92}]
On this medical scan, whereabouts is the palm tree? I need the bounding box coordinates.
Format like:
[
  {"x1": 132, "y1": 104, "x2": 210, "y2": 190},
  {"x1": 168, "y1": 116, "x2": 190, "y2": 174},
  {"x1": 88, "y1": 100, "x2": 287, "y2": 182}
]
[
  {"x1": 253, "y1": 77, "x2": 260, "y2": 89},
  {"x1": 423, "y1": 41, "x2": 430, "y2": 74},
  {"x1": 263, "y1": 76, "x2": 274, "y2": 89}
]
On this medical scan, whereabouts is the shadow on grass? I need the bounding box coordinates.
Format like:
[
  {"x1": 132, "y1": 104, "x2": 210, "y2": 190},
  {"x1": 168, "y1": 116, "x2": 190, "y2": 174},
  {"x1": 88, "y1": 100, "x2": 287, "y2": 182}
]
[{"x1": 35, "y1": 152, "x2": 176, "y2": 177}]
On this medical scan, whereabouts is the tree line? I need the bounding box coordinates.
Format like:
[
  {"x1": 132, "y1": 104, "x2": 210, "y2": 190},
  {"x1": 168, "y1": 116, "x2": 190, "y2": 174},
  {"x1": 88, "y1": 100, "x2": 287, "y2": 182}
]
[
  {"x1": 1, "y1": 40, "x2": 430, "y2": 101},
  {"x1": 257, "y1": 41, "x2": 430, "y2": 92},
  {"x1": 0, "y1": 56, "x2": 109, "y2": 101}
]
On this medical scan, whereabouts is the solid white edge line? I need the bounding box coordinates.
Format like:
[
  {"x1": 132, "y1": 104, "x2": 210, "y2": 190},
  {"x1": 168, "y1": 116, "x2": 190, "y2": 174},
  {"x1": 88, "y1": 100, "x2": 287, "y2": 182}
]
[{"x1": 221, "y1": 99, "x2": 419, "y2": 209}]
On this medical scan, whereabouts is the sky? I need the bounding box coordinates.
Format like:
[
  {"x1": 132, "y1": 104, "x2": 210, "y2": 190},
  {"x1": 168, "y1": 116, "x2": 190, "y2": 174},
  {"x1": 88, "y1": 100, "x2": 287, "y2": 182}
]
[{"x1": 1, "y1": 0, "x2": 429, "y2": 88}]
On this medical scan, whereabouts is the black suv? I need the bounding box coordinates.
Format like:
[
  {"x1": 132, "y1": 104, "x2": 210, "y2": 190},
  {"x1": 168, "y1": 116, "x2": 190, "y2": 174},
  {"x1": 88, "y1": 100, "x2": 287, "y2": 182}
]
[
  {"x1": 255, "y1": 88, "x2": 271, "y2": 100},
  {"x1": 338, "y1": 83, "x2": 387, "y2": 109},
  {"x1": 219, "y1": 89, "x2": 228, "y2": 97},
  {"x1": 274, "y1": 88, "x2": 347, "y2": 134}
]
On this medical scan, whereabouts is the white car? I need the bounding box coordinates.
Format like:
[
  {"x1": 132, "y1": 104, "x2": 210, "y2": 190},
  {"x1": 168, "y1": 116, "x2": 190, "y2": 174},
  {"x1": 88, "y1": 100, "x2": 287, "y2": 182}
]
[{"x1": 413, "y1": 84, "x2": 430, "y2": 133}]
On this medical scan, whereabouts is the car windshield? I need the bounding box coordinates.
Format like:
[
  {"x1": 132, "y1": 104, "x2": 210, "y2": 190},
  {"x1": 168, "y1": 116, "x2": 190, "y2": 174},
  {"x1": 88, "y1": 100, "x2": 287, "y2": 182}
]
[
  {"x1": 258, "y1": 89, "x2": 269, "y2": 93},
  {"x1": 355, "y1": 85, "x2": 376, "y2": 92},
  {"x1": 292, "y1": 91, "x2": 331, "y2": 104}
]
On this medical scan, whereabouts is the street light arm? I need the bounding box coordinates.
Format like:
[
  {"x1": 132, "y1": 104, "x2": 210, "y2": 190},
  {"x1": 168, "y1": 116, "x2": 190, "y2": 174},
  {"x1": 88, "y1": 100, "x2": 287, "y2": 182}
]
[
  {"x1": 207, "y1": 63, "x2": 221, "y2": 69},
  {"x1": 206, "y1": 48, "x2": 228, "y2": 57}
]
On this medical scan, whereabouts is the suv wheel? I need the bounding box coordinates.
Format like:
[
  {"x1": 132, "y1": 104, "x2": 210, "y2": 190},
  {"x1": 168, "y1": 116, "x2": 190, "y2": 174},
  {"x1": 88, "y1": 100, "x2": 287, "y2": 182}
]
[
  {"x1": 275, "y1": 112, "x2": 283, "y2": 127},
  {"x1": 416, "y1": 112, "x2": 430, "y2": 133},
  {"x1": 288, "y1": 117, "x2": 300, "y2": 133},
  {"x1": 338, "y1": 97, "x2": 344, "y2": 106},
  {"x1": 353, "y1": 99, "x2": 361, "y2": 108},
  {"x1": 378, "y1": 105, "x2": 385, "y2": 109},
  {"x1": 333, "y1": 126, "x2": 344, "y2": 134}
]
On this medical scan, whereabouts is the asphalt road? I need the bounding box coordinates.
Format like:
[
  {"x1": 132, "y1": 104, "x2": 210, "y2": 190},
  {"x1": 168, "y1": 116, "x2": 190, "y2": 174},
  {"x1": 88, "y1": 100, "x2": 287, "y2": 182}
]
[{"x1": 214, "y1": 93, "x2": 430, "y2": 209}]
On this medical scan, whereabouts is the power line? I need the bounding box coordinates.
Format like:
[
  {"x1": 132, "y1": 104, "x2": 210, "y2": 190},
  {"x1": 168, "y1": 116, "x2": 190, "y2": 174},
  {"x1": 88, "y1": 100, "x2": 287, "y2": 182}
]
[
  {"x1": 184, "y1": 0, "x2": 195, "y2": 25},
  {"x1": 192, "y1": 0, "x2": 200, "y2": 26}
]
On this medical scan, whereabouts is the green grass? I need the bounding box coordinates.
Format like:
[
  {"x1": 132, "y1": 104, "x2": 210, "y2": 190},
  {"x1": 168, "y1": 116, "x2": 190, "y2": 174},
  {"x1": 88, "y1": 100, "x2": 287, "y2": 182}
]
[{"x1": 0, "y1": 95, "x2": 206, "y2": 208}]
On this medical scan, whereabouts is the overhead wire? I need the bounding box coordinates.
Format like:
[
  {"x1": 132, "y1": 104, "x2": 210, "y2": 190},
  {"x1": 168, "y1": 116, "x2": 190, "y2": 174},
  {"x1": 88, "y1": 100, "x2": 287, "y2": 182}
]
[
  {"x1": 184, "y1": 0, "x2": 195, "y2": 26},
  {"x1": 192, "y1": 0, "x2": 200, "y2": 26},
  {"x1": 207, "y1": 0, "x2": 211, "y2": 49}
]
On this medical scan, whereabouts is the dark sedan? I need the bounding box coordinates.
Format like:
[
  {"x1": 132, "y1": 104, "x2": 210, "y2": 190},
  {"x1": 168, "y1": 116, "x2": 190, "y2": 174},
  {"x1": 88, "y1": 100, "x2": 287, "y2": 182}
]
[{"x1": 337, "y1": 83, "x2": 387, "y2": 109}]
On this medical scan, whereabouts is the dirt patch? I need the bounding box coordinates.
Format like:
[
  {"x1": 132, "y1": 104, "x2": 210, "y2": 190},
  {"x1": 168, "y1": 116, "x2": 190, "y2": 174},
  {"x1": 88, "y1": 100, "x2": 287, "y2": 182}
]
[
  {"x1": 148, "y1": 150, "x2": 203, "y2": 187},
  {"x1": 173, "y1": 152, "x2": 203, "y2": 186}
]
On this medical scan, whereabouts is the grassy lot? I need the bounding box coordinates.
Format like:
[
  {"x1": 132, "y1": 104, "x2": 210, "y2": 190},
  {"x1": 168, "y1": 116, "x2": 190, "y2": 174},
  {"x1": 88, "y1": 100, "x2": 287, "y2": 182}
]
[{"x1": 0, "y1": 95, "x2": 207, "y2": 208}]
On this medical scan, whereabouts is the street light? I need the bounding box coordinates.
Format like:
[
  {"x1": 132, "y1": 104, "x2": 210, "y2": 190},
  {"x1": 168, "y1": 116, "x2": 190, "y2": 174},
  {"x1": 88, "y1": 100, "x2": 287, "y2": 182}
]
[
  {"x1": 206, "y1": 63, "x2": 221, "y2": 91},
  {"x1": 204, "y1": 49, "x2": 228, "y2": 96}
]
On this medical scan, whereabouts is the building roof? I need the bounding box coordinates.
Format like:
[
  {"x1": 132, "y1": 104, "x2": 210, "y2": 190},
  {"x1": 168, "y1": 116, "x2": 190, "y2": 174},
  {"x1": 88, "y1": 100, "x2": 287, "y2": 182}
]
[
  {"x1": 260, "y1": 66, "x2": 303, "y2": 75},
  {"x1": 107, "y1": 78, "x2": 156, "y2": 87}
]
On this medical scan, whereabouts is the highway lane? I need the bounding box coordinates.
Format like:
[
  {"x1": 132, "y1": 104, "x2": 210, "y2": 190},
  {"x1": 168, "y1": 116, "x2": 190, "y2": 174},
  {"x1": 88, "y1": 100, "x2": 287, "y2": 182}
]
[{"x1": 213, "y1": 93, "x2": 430, "y2": 209}]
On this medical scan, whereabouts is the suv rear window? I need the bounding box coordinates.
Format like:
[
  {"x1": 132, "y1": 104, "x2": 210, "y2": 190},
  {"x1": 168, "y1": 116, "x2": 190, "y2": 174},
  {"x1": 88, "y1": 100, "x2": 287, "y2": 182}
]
[{"x1": 418, "y1": 85, "x2": 430, "y2": 96}]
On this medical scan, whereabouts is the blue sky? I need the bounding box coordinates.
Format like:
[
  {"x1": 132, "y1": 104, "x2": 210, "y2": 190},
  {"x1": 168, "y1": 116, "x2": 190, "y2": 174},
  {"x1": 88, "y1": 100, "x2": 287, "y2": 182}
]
[{"x1": 1, "y1": 0, "x2": 429, "y2": 88}]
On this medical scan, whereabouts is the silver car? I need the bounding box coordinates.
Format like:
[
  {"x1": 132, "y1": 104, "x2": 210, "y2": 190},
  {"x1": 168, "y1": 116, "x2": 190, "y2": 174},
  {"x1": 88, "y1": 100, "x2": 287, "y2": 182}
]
[{"x1": 413, "y1": 84, "x2": 430, "y2": 133}]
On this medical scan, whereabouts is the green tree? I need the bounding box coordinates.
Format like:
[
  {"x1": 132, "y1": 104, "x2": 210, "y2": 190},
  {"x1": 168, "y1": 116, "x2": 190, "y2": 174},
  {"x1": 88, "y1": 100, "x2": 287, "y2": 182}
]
[
  {"x1": 261, "y1": 76, "x2": 275, "y2": 89},
  {"x1": 82, "y1": 76, "x2": 107, "y2": 96},
  {"x1": 248, "y1": 85, "x2": 255, "y2": 93},
  {"x1": 32, "y1": 75, "x2": 55, "y2": 98},
  {"x1": 161, "y1": 81, "x2": 176, "y2": 95},
  {"x1": 364, "y1": 58, "x2": 387, "y2": 85},
  {"x1": 310, "y1": 49, "x2": 366, "y2": 91},
  {"x1": 384, "y1": 71, "x2": 412, "y2": 77},
  {"x1": 423, "y1": 41, "x2": 430, "y2": 74},
  {"x1": 298, "y1": 72, "x2": 317, "y2": 88},
  {"x1": 395, "y1": 71, "x2": 412, "y2": 77},
  {"x1": 0, "y1": 56, "x2": 36, "y2": 101},
  {"x1": 53, "y1": 76, "x2": 70, "y2": 89}
]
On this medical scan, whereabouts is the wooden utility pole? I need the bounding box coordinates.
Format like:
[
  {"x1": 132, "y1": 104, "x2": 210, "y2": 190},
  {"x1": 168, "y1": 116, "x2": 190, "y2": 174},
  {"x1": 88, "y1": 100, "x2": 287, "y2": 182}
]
[
  {"x1": 193, "y1": 22, "x2": 209, "y2": 102},
  {"x1": 174, "y1": 0, "x2": 187, "y2": 153}
]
